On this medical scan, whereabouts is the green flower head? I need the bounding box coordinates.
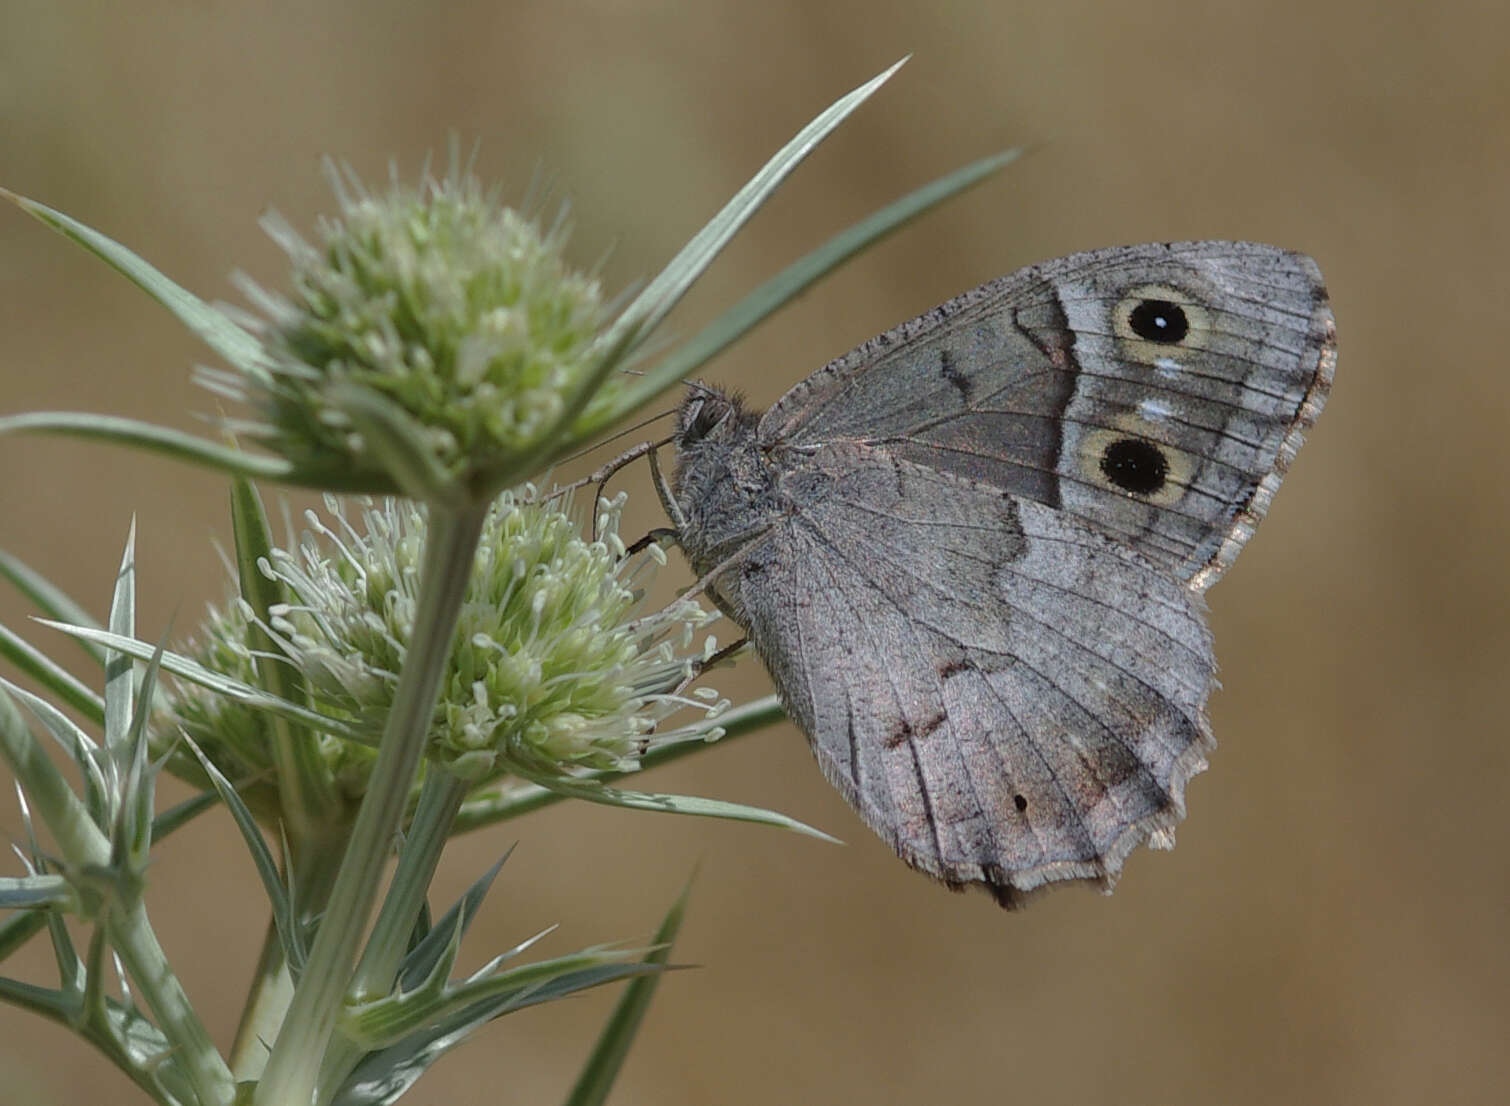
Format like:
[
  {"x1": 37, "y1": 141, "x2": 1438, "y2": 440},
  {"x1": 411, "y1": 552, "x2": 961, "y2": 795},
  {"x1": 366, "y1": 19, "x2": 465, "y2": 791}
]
[
  {"x1": 230, "y1": 163, "x2": 615, "y2": 498},
  {"x1": 157, "y1": 490, "x2": 724, "y2": 820}
]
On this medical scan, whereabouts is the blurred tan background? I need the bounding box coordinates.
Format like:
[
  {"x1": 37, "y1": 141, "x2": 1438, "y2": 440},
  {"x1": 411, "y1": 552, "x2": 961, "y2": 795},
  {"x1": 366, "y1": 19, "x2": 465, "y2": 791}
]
[{"x1": 1, "y1": 2, "x2": 1505, "y2": 1104}]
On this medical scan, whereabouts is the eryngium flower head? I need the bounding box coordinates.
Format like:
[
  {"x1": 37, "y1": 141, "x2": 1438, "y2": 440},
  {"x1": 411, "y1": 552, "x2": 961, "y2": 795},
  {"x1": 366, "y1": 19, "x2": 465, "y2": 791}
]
[
  {"x1": 229, "y1": 164, "x2": 611, "y2": 495},
  {"x1": 157, "y1": 491, "x2": 721, "y2": 822}
]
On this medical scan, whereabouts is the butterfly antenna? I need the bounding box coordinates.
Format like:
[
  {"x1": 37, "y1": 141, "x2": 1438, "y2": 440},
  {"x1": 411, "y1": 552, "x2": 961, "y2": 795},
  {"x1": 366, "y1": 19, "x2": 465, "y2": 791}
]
[{"x1": 553, "y1": 406, "x2": 677, "y2": 467}]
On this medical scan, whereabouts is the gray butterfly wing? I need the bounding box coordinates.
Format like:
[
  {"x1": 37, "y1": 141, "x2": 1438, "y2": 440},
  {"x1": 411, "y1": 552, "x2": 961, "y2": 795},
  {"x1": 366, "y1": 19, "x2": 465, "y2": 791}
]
[
  {"x1": 670, "y1": 241, "x2": 1332, "y2": 905},
  {"x1": 708, "y1": 443, "x2": 1215, "y2": 906},
  {"x1": 758, "y1": 242, "x2": 1335, "y2": 589}
]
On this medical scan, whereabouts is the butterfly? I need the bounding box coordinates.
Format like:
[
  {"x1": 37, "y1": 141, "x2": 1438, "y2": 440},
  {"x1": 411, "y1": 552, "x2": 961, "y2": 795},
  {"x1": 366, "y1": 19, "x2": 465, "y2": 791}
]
[{"x1": 663, "y1": 241, "x2": 1335, "y2": 908}]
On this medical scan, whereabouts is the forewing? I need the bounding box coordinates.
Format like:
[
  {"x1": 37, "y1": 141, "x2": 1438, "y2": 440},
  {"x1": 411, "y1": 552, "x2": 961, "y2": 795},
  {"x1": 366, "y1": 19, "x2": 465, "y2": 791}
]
[
  {"x1": 714, "y1": 445, "x2": 1216, "y2": 905},
  {"x1": 759, "y1": 242, "x2": 1334, "y2": 588}
]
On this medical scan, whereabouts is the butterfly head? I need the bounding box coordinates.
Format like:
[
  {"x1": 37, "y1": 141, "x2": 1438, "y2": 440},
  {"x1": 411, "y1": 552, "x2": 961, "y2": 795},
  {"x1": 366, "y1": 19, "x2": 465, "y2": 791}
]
[
  {"x1": 674, "y1": 383, "x2": 744, "y2": 450},
  {"x1": 670, "y1": 383, "x2": 778, "y2": 575}
]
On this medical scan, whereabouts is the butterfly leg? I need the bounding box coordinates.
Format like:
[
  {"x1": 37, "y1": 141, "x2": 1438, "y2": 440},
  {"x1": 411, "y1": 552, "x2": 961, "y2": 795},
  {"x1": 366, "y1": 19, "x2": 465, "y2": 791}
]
[
  {"x1": 617, "y1": 443, "x2": 691, "y2": 555},
  {"x1": 542, "y1": 436, "x2": 673, "y2": 541},
  {"x1": 649, "y1": 636, "x2": 749, "y2": 717},
  {"x1": 593, "y1": 439, "x2": 665, "y2": 541},
  {"x1": 680, "y1": 635, "x2": 749, "y2": 690},
  {"x1": 624, "y1": 527, "x2": 679, "y2": 557},
  {"x1": 545, "y1": 438, "x2": 656, "y2": 500},
  {"x1": 648, "y1": 446, "x2": 689, "y2": 532},
  {"x1": 624, "y1": 528, "x2": 774, "y2": 635}
]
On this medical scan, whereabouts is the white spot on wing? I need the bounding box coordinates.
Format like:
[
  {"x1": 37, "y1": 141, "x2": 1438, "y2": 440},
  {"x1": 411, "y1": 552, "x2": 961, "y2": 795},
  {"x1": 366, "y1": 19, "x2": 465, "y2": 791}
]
[
  {"x1": 1138, "y1": 397, "x2": 1174, "y2": 423},
  {"x1": 1154, "y1": 356, "x2": 1182, "y2": 378}
]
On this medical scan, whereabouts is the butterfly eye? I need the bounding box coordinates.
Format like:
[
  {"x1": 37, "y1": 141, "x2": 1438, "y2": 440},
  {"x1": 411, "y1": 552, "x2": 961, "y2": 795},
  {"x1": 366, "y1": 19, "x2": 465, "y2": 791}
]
[{"x1": 680, "y1": 396, "x2": 730, "y2": 445}]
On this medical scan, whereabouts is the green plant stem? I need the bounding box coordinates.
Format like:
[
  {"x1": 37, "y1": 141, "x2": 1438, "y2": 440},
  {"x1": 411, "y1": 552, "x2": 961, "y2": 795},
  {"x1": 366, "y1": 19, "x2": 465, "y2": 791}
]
[
  {"x1": 253, "y1": 505, "x2": 487, "y2": 1106},
  {"x1": 229, "y1": 917, "x2": 294, "y2": 1080},
  {"x1": 230, "y1": 825, "x2": 353, "y2": 1080},
  {"x1": 0, "y1": 687, "x2": 112, "y2": 867},
  {"x1": 0, "y1": 976, "x2": 196, "y2": 1105},
  {"x1": 0, "y1": 689, "x2": 236, "y2": 1105},
  {"x1": 230, "y1": 476, "x2": 340, "y2": 843},
  {"x1": 0, "y1": 909, "x2": 46, "y2": 964},
  {"x1": 315, "y1": 769, "x2": 467, "y2": 1099},
  {"x1": 112, "y1": 899, "x2": 237, "y2": 1106},
  {"x1": 350, "y1": 769, "x2": 467, "y2": 999}
]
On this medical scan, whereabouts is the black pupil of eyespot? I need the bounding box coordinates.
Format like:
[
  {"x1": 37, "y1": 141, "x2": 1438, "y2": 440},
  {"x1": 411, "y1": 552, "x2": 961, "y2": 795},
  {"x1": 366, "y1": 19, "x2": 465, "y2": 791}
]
[
  {"x1": 1100, "y1": 437, "x2": 1169, "y2": 496},
  {"x1": 1128, "y1": 299, "x2": 1188, "y2": 343}
]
